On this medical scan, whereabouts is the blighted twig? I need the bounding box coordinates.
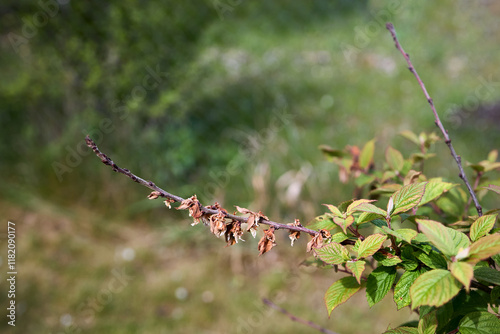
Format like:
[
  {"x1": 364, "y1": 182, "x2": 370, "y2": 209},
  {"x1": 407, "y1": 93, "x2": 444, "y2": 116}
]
[
  {"x1": 262, "y1": 298, "x2": 339, "y2": 334},
  {"x1": 85, "y1": 135, "x2": 319, "y2": 236},
  {"x1": 385, "y1": 23, "x2": 483, "y2": 217}
]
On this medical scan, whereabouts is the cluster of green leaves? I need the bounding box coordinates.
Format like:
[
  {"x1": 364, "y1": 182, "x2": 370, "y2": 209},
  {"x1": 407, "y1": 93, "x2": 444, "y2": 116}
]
[{"x1": 313, "y1": 131, "x2": 500, "y2": 333}]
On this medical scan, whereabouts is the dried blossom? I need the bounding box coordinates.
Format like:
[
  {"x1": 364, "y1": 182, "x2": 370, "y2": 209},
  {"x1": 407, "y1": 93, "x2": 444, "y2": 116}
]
[
  {"x1": 257, "y1": 227, "x2": 276, "y2": 256},
  {"x1": 176, "y1": 195, "x2": 204, "y2": 225},
  {"x1": 235, "y1": 206, "x2": 269, "y2": 238},
  {"x1": 306, "y1": 229, "x2": 331, "y2": 252},
  {"x1": 147, "y1": 191, "x2": 162, "y2": 199},
  {"x1": 225, "y1": 220, "x2": 245, "y2": 246},
  {"x1": 209, "y1": 211, "x2": 227, "y2": 238},
  {"x1": 164, "y1": 198, "x2": 175, "y2": 209},
  {"x1": 287, "y1": 219, "x2": 302, "y2": 247}
]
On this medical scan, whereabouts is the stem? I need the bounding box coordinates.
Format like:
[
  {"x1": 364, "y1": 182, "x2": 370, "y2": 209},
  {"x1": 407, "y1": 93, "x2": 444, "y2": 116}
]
[
  {"x1": 385, "y1": 23, "x2": 483, "y2": 217},
  {"x1": 85, "y1": 136, "x2": 320, "y2": 236},
  {"x1": 262, "y1": 298, "x2": 339, "y2": 334}
]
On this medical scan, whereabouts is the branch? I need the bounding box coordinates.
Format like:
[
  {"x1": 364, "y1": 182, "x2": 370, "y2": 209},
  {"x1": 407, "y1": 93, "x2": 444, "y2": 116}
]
[
  {"x1": 85, "y1": 135, "x2": 320, "y2": 236},
  {"x1": 262, "y1": 298, "x2": 339, "y2": 334},
  {"x1": 385, "y1": 23, "x2": 483, "y2": 217}
]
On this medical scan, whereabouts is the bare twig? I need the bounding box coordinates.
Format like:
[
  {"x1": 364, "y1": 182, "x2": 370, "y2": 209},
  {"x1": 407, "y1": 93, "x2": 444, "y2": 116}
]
[
  {"x1": 262, "y1": 298, "x2": 339, "y2": 334},
  {"x1": 385, "y1": 23, "x2": 483, "y2": 217},
  {"x1": 85, "y1": 136, "x2": 320, "y2": 236}
]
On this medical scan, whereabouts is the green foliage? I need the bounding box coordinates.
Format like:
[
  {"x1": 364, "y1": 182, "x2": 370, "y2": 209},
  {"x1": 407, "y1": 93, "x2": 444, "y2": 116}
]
[{"x1": 319, "y1": 132, "x2": 500, "y2": 332}]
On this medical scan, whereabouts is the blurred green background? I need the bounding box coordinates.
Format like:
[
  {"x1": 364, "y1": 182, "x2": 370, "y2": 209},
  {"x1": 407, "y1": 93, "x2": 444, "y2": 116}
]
[{"x1": 1, "y1": 1, "x2": 499, "y2": 333}]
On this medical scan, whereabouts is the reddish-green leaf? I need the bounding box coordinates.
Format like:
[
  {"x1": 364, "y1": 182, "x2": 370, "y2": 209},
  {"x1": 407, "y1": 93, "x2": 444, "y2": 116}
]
[
  {"x1": 333, "y1": 215, "x2": 355, "y2": 234},
  {"x1": 386, "y1": 146, "x2": 405, "y2": 172},
  {"x1": 467, "y1": 234, "x2": 500, "y2": 264},
  {"x1": 346, "y1": 199, "x2": 376, "y2": 216},
  {"x1": 353, "y1": 202, "x2": 387, "y2": 217},
  {"x1": 391, "y1": 182, "x2": 427, "y2": 216},
  {"x1": 360, "y1": 139, "x2": 375, "y2": 169},
  {"x1": 419, "y1": 180, "x2": 457, "y2": 206},
  {"x1": 357, "y1": 234, "x2": 387, "y2": 258},
  {"x1": 323, "y1": 204, "x2": 343, "y2": 218},
  {"x1": 410, "y1": 269, "x2": 462, "y2": 308},
  {"x1": 450, "y1": 261, "x2": 474, "y2": 291},
  {"x1": 394, "y1": 270, "x2": 420, "y2": 310},
  {"x1": 483, "y1": 184, "x2": 500, "y2": 195},
  {"x1": 346, "y1": 260, "x2": 366, "y2": 284},
  {"x1": 315, "y1": 242, "x2": 350, "y2": 265},
  {"x1": 417, "y1": 219, "x2": 470, "y2": 257},
  {"x1": 366, "y1": 266, "x2": 397, "y2": 307},
  {"x1": 470, "y1": 214, "x2": 497, "y2": 242},
  {"x1": 324, "y1": 276, "x2": 363, "y2": 317}
]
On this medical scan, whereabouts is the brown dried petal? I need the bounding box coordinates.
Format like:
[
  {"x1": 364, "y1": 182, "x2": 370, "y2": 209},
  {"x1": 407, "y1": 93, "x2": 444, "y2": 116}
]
[
  {"x1": 306, "y1": 233, "x2": 323, "y2": 253},
  {"x1": 147, "y1": 191, "x2": 162, "y2": 200},
  {"x1": 164, "y1": 198, "x2": 175, "y2": 209},
  {"x1": 209, "y1": 211, "x2": 226, "y2": 238},
  {"x1": 258, "y1": 227, "x2": 276, "y2": 256},
  {"x1": 288, "y1": 219, "x2": 302, "y2": 247}
]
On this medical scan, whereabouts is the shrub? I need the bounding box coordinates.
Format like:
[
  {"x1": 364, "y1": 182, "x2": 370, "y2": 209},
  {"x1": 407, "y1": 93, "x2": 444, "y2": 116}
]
[{"x1": 87, "y1": 23, "x2": 500, "y2": 333}]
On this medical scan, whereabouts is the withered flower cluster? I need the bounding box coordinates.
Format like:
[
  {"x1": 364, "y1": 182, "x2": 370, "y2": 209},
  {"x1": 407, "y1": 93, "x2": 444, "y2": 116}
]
[{"x1": 150, "y1": 192, "x2": 328, "y2": 255}]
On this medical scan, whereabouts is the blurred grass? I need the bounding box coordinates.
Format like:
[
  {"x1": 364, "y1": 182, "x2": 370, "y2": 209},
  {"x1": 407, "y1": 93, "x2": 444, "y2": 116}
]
[{"x1": 0, "y1": 1, "x2": 499, "y2": 333}]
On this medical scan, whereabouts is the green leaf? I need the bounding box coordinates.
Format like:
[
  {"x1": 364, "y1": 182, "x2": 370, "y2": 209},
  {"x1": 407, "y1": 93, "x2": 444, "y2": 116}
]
[
  {"x1": 483, "y1": 184, "x2": 500, "y2": 195},
  {"x1": 450, "y1": 261, "x2": 474, "y2": 291},
  {"x1": 410, "y1": 269, "x2": 461, "y2": 308},
  {"x1": 474, "y1": 266, "x2": 500, "y2": 285},
  {"x1": 323, "y1": 204, "x2": 343, "y2": 218},
  {"x1": 383, "y1": 327, "x2": 419, "y2": 334},
  {"x1": 381, "y1": 227, "x2": 418, "y2": 244},
  {"x1": 492, "y1": 253, "x2": 500, "y2": 267},
  {"x1": 491, "y1": 286, "x2": 500, "y2": 306},
  {"x1": 319, "y1": 145, "x2": 346, "y2": 158},
  {"x1": 353, "y1": 202, "x2": 387, "y2": 217},
  {"x1": 338, "y1": 199, "x2": 355, "y2": 213},
  {"x1": 418, "y1": 310, "x2": 437, "y2": 334},
  {"x1": 307, "y1": 214, "x2": 336, "y2": 231},
  {"x1": 391, "y1": 182, "x2": 427, "y2": 216},
  {"x1": 452, "y1": 289, "x2": 490, "y2": 316},
  {"x1": 346, "y1": 260, "x2": 366, "y2": 284},
  {"x1": 470, "y1": 214, "x2": 497, "y2": 242},
  {"x1": 330, "y1": 232, "x2": 349, "y2": 243},
  {"x1": 467, "y1": 234, "x2": 500, "y2": 264},
  {"x1": 415, "y1": 250, "x2": 448, "y2": 270},
  {"x1": 373, "y1": 251, "x2": 402, "y2": 266},
  {"x1": 419, "y1": 181, "x2": 457, "y2": 206},
  {"x1": 357, "y1": 234, "x2": 387, "y2": 258},
  {"x1": 324, "y1": 276, "x2": 363, "y2": 317},
  {"x1": 458, "y1": 311, "x2": 500, "y2": 334},
  {"x1": 386, "y1": 146, "x2": 405, "y2": 172},
  {"x1": 366, "y1": 266, "x2": 397, "y2": 307},
  {"x1": 346, "y1": 199, "x2": 376, "y2": 216},
  {"x1": 360, "y1": 139, "x2": 375, "y2": 169},
  {"x1": 394, "y1": 270, "x2": 420, "y2": 310},
  {"x1": 315, "y1": 242, "x2": 350, "y2": 265},
  {"x1": 357, "y1": 211, "x2": 384, "y2": 226},
  {"x1": 417, "y1": 219, "x2": 470, "y2": 257},
  {"x1": 488, "y1": 149, "x2": 498, "y2": 162},
  {"x1": 400, "y1": 130, "x2": 420, "y2": 146}
]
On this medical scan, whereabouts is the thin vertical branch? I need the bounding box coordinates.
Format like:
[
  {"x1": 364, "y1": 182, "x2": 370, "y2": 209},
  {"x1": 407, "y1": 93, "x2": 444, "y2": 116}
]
[
  {"x1": 385, "y1": 22, "x2": 483, "y2": 217},
  {"x1": 262, "y1": 298, "x2": 339, "y2": 334}
]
